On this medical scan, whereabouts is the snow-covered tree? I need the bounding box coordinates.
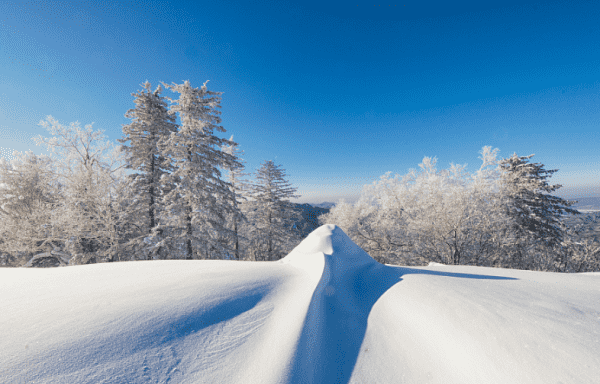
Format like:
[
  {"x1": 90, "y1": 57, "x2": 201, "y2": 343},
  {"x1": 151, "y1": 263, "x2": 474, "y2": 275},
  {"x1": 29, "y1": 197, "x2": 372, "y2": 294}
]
[
  {"x1": 33, "y1": 116, "x2": 130, "y2": 265},
  {"x1": 245, "y1": 160, "x2": 302, "y2": 261},
  {"x1": 84, "y1": 145, "x2": 140, "y2": 263},
  {"x1": 398, "y1": 157, "x2": 470, "y2": 265},
  {"x1": 320, "y1": 147, "x2": 521, "y2": 267},
  {"x1": 558, "y1": 217, "x2": 600, "y2": 272},
  {"x1": 0, "y1": 151, "x2": 64, "y2": 266},
  {"x1": 319, "y1": 174, "x2": 417, "y2": 265},
  {"x1": 156, "y1": 80, "x2": 243, "y2": 260},
  {"x1": 495, "y1": 153, "x2": 581, "y2": 269},
  {"x1": 117, "y1": 81, "x2": 179, "y2": 260},
  {"x1": 458, "y1": 146, "x2": 519, "y2": 266},
  {"x1": 221, "y1": 135, "x2": 253, "y2": 260}
]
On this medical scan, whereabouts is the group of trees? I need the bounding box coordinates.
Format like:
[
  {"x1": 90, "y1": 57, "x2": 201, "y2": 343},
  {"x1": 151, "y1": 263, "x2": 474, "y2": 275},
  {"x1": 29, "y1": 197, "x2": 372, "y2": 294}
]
[
  {"x1": 319, "y1": 146, "x2": 600, "y2": 272},
  {"x1": 0, "y1": 80, "x2": 303, "y2": 267},
  {"x1": 1, "y1": 79, "x2": 598, "y2": 272}
]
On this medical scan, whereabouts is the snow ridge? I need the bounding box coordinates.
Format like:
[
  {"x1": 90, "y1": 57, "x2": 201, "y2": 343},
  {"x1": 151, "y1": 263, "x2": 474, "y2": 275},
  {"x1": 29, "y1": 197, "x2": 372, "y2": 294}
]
[{"x1": 280, "y1": 225, "x2": 392, "y2": 383}]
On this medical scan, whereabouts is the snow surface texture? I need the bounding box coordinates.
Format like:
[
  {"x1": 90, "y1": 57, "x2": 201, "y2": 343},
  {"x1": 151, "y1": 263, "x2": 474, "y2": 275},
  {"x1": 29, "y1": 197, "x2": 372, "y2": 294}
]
[{"x1": 1, "y1": 224, "x2": 599, "y2": 384}]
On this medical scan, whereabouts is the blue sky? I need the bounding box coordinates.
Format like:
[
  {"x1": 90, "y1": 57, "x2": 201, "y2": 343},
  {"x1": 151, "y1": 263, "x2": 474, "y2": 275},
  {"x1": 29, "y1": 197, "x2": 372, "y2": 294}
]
[{"x1": 1, "y1": 0, "x2": 599, "y2": 204}]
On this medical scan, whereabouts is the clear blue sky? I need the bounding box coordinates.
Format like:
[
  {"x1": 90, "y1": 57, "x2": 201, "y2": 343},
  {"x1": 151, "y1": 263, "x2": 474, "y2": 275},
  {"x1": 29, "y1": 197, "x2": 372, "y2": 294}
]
[{"x1": 1, "y1": 0, "x2": 599, "y2": 205}]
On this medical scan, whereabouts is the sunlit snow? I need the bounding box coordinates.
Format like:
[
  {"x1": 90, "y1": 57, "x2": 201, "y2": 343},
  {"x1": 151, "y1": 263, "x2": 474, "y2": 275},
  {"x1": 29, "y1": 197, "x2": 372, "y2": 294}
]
[{"x1": 1, "y1": 224, "x2": 599, "y2": 383}]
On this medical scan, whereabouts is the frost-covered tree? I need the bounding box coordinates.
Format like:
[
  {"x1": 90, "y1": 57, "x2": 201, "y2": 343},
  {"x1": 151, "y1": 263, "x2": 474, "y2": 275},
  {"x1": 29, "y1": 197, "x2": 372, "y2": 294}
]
[
  {"x1": 33, "y1": 116, "x2": 130, "y2": 265},
  {"x1": 0, "y1": 151, "x2": 64, "y2": 266},
  {"x1": 320, "y1": 146, "x2": 596, "y2": 271},
  {"x1": 495, "y1": 153, "x2": 581, "y2": 269},
  {"x1": 562, "y1": 212, "x2": 600, "y2": 272},
  {"x1": 459, "y1": 146, "x2": 520, "y2": 266},
  {"x1": 320, "y1": 147, "x2": 518, "y2": 267},
  {"x1": 319, "y1": 174, "x2": 416, "y2": 265},
  {"x1": 117, "y1": 81, "x2": 179, "y2": 260},
  {"x1": 245, "y1": 160, "x2": 302, "y2": 261},
  {"x1": 156, "y1": 80, "x2": 243, "y2": 260},
  {"x1": 399, "y1": 157, "x2": 476, "y2": 265},
  {"x1": 221, "y1": 135, "x2": 252, "y2": 260}
]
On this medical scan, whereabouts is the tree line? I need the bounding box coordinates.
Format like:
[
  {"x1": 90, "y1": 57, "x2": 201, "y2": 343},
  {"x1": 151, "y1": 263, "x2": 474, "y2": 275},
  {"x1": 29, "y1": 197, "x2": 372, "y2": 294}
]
[
  {"x1": 319, "y1": 147, "x2": 600, "y2": 272},
  {"x1": 0, "y1": 80, "x2": 303, "y2": 267},
  {"x1": 1, "y1": 80, "x2": 598, "y2": 272}
]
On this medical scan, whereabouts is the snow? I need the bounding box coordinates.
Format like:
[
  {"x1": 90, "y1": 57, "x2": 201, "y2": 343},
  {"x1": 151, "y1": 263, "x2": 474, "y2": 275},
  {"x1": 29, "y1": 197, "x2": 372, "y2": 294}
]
[{"x1": 1, "y1": 224, "x2": 599, "y2": 383}]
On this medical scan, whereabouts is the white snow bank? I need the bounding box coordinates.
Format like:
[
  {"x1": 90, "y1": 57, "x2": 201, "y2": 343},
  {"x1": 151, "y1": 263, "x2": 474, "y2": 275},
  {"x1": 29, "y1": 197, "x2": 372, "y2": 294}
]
[
  {"x1": 428, "y1": 261, "x2": 447, "y2": 267},
  {"x1": 1, "y1": 224, "x2": 599, "y2": 383}
]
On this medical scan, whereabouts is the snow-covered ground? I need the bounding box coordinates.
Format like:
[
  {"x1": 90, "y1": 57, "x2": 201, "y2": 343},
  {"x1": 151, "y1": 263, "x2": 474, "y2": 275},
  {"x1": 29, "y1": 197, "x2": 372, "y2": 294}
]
[{"x1": 1, "y1": 224, "x2": 599, "y2": 384}]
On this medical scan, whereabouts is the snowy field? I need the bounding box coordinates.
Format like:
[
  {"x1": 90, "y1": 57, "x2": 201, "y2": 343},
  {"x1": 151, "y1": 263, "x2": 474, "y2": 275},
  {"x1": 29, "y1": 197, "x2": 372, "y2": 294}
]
[{"x1": 1, "y1": 224, "x2": 599, "y2": 384}]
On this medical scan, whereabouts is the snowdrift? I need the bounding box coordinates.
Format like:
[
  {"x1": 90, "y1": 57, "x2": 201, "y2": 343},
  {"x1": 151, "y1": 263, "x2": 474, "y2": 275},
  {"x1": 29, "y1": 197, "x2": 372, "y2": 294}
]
[{"x1": 1, "y1": 224, "x2": 599, "y2": 383}]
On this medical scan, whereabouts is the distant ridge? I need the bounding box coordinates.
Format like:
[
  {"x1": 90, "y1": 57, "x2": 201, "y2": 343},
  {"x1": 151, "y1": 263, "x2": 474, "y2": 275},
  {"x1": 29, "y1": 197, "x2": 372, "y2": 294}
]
[
  {"x1": 310, "y1": 202, "x2": 337, "y2": 209},
  {"x1": 309, "y1": 197, "x2": 600, "y2": 212},
  {"x1": 563, "y1": 197, "x2": 600, "y2": 213}
]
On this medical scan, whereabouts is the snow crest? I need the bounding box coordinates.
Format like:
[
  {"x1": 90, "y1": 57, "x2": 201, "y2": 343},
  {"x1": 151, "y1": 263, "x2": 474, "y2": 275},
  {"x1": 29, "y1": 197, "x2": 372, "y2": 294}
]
[
  {"x1": 280, "y1": 224, "x2": 376, "y2": 272},
  {"x1": 280, "y1": 224, "x2": 385, "y2": 383}
]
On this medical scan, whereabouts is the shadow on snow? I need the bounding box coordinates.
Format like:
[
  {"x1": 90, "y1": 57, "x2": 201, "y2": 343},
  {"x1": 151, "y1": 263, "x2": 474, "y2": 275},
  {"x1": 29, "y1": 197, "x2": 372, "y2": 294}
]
[{"x1": 288, "y1": 261, "x2": 517, "y2": 384}]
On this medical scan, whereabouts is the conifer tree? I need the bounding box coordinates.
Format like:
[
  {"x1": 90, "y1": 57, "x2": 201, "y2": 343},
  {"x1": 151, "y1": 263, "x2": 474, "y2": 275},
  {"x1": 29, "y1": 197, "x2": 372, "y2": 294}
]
[
  {"x1": 495, "y1": 153, "x2": 581, "y2": 269},
  {"x1": 158, "y1": 80, "x2": 243, "y2": 260},
  {"x1": 246, "y1": 160, "x2": 302, "y2": 261},
  {"x1": 118, "y1": 81, "x2": 179, "y2": 259},
  {"x1": 221, "y1": 135, "x2": 252, "y2": 260}
]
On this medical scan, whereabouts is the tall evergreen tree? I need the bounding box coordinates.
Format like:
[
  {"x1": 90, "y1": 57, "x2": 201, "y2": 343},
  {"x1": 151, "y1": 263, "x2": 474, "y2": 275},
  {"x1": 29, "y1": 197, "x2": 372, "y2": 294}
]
[
  {"x1": 247, "y1": 160, "x2": 302, "y2": 261},
  {"x1": 221, "y1": 135, "x2": 252, "y2": 260},
  {"x1": 496, "y1": 153, "x2": 581, "y2": 268},
  {"x1": 118, "y1": 81, "x2": 179, "y2": 259},
  {"x1": 158, "y1": 80, "x2": 243, "y2": 260}
]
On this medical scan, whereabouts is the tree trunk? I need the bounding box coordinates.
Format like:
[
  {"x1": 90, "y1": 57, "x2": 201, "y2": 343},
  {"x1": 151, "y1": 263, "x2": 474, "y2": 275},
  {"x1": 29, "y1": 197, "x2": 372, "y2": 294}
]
[
  {"x1": 185, "y1": 147, "x2": 194, "y2": 260},
  {"x1": 149, "y1": 154, "x2": 156, "y2": 231},
  {"x1": 234, "y1": 220, "x2": 239, "y2": 260},
  {"x1": 267, "y1": 210, "x2": 272, "y2": 260},
  {"x1": 453, "y1": 230, "x2": 460, "y2": 265},
  {"x1": 186, "y1": 204, "x2": 193, "y2": 260}
]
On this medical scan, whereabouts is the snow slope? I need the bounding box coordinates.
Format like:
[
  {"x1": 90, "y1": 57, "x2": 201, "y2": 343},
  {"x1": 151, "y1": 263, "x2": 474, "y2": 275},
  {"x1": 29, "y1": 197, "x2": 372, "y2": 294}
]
[{"x1": 1, "y1": 224, "x2": 599, "y2": 384}]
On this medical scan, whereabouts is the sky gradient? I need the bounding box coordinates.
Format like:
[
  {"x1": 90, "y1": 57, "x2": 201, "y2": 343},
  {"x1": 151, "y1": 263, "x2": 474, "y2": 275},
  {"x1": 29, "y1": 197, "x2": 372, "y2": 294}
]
[{"x1": 1, "y1": 0, "x2": 599, "y2": 204}]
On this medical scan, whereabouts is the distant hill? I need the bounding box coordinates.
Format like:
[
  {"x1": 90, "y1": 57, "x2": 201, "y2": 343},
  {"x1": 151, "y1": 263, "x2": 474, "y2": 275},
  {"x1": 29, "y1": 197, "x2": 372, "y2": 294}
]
[
  {"x1": 566, "y1": 197, "x2": 600, "y2": 212},
  {"x1": 236, "y1": 202, "x2": 333, "y2": 241},
  {"x1": 309, "y1": 202, "x2": 337, "y2": 209},
  {"x1": 288, "y1": 203, "x2": 332, "y2": 239},
  {"x1": 308, "y1": 197, "x2": 600, "y2": 212}
]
